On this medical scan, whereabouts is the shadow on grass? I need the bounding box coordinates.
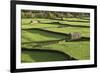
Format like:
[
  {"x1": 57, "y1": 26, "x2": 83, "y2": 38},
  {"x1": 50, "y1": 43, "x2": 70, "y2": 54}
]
[
  {"x1": 44, "y1": 22, "x2": 90, "y2": 28},
  {"x1": 22, "y1": 28, "x2": 89, "y2": 43},
  {"x1": 51, "y1": 18, "x2": 90, "y2": 23},
  {"x1": 22, "y1": 37, "x2": 90, "y2": 47},
  {"x1": 21, "y1": 48, "x2": 77, "y2": 63},
  {"x1": 22, "y1": 28, "x2": 69, "y2": 36},
  {"x1": 22, "y1": 28, "x2": 89, "y2": 48}
]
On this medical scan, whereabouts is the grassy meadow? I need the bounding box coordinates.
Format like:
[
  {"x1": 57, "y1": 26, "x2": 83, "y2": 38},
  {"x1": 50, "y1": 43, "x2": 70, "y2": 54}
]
[{"x1": 21, "y1": 10, "x2": 90, "y2": 63}]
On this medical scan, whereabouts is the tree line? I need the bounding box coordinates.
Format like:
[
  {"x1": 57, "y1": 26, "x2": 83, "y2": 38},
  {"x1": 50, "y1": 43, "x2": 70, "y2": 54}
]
[{"x1": 21, "y1": 10, "x2": 90, "y2": 19}]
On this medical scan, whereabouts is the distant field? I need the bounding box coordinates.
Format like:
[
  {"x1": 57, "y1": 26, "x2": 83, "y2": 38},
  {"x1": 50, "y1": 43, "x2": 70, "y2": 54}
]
[{"x1": 21, "y1": 17, "x2": 90, "y2": 63}]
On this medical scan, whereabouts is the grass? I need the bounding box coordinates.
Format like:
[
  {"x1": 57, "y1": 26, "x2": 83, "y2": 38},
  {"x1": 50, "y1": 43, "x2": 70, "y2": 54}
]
[
  {"x1": 21, "y1": 17, "x2": 90, "y2": 62},
  {"x1": 44, "y1": 27, "x2": 90, "y2": 37},
  {"x1": 22, "y1": 24, "x2": 60, "y2": 29},
  {"x1": 64, "y1": 17, "x2": 90, "y2": 21},
  {"x1": 21, "y1": 49, "x2": 76, "y2": 63},
  {"x1": 60, "y1": 21, "x2": 89, "y2": 26},
  {"x1": 41, "y1": 41, "x2": 90, "y2": 60},
  {"x1": 21, "y1": 29, "x2": 66, "y2": 42},
  {"x1": 22, "y1": 18, "x2": 90, "y2": 26},
  {"x1": 22, "y1": 41, "x2": 90, "y2": 60}
]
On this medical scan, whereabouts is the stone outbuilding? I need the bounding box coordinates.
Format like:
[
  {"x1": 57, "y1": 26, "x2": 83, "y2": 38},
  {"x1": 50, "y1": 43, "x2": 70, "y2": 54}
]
[{"x1": 69, "y1": 32, "x2": 81, "y2": 40}]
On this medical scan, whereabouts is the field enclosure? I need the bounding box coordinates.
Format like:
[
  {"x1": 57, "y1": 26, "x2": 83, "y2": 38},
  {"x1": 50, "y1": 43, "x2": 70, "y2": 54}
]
[{"x1": 21, "y1": 10, "x2": 90, "y2": 63}]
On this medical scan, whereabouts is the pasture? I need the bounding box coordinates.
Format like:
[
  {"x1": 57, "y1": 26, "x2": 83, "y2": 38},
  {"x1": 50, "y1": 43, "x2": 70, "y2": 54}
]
[
  {"x1": 21, "y1": 11, "x2": 90, "y2": 63},
  {"x1": 21, "y1": 18, "x2": 90, "y2": 62}
]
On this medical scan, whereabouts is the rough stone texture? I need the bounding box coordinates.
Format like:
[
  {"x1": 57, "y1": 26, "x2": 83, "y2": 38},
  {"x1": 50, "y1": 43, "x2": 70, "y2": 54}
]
[
  {"x1": 30, "y1": 20, "x2": 39, "y2": 24},
  {"x1": 69, "y1": 32, "x2": 81, "y2": 40},
  {"x1": 58, "y1": 40, "x2": 66, "y2": 44}
]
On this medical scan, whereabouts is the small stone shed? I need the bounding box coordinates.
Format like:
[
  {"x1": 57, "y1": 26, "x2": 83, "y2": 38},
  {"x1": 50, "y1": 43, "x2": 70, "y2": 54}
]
[
  {"x1": 30, "y1": 20, "x2": 39, "y2": 24},
  {"x1": 69, "y1": 32, "x2": 81, "y2": 40}
]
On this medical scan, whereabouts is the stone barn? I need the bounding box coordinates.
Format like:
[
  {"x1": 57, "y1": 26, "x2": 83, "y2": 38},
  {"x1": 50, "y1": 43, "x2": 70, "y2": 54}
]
[
  {"x1": 30, "y1": 20, "x2": 39, "y2": 24},
  {"x1": 69, "y1": 32, "x2": 81, "y2": 40}
]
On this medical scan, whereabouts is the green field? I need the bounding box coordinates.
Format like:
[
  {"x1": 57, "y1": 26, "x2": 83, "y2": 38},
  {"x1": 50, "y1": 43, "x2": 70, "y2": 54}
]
[
  {"x1": 21, "y1": 49, "x2": 76, "y2": 62},
  {"x1": 21, "y1": 12, "x2": 90, "y2": 63}
]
